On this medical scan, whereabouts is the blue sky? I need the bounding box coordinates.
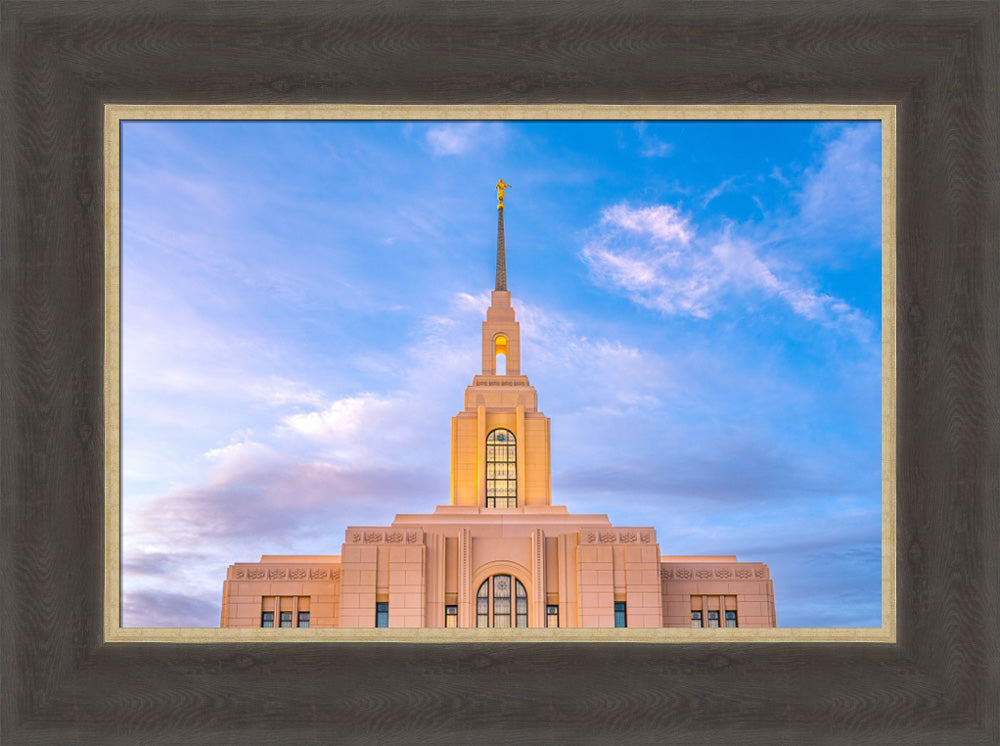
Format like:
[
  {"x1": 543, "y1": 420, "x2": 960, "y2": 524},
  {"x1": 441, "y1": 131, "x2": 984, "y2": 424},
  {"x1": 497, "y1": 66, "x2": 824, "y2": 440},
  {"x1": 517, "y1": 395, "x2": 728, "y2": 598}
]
[{"x1": 120, "y1": 118, "x2": 882, "y2": 628}]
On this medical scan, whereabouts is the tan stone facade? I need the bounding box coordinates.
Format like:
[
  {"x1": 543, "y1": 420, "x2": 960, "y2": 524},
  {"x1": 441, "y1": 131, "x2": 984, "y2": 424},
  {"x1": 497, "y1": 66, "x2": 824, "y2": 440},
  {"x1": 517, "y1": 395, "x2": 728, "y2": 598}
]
[{"x1": 221, "y1": 204, "x2": 776, "y2": 630}]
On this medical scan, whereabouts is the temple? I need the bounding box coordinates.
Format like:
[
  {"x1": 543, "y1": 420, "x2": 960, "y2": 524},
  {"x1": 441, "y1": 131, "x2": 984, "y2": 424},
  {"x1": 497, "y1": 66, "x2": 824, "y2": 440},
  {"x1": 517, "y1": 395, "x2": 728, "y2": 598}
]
[{"x1": 220, "y1": 181, "x2": 776, "y2": 630}]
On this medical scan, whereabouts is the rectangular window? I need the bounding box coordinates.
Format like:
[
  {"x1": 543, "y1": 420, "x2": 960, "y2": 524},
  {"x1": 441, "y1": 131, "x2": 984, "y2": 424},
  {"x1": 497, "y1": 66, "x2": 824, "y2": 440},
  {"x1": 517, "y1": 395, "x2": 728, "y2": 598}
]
[
  {"x1": 493, "y1": 575, "x2": 511, "y2": 629},
  {"x1": 515, "y1": 595, "x2": 528, "y2": 628},
  {"x1": 725, "y1": 610, "x2": 738, "y2": 628},
  {"x1": 476, "y1": 594, "x2": 489, "y2": 628},
  {"x1": 297, "y1": 611, "x2": 310, "y2": 628},
  {"x1": 445, "y1": 605, "x2": 458, "y2": 628},
  {"x1": 614, "y1": 601, "x2": 627, "y2": 628},
  {"x1": 279, "y1": 611, "x2": 293, "y2": 628},
  {"x1": 546, "y1": 604, "x2": 559, "y2": 628},
  {"x1": 707, "y1": 610, "x2": 720, "y2": 628},
  {"x1": 486, "y1": 497, "x2": 517, "y2": 508},
  {"x1": 691, "y1": 610, "x2": 703, "y2": 628},
  {"x1": 375, "y1": 602, "x2": 389, "y2": 628},
  {"x1": 261, "y1": 611, "x2": 274, "y2": 628}
]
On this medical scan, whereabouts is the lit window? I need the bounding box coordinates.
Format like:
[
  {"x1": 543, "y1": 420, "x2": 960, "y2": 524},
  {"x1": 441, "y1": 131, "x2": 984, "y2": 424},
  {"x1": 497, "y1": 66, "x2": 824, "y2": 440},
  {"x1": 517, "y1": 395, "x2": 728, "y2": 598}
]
[
  {"x1": 261, "y1": 611, "x2": 274, "y2": 628},
  {"x1": 445, "y1": 605, "x2": 458, "y2": 628},
  {"x1": 614, "y1": 602, "x2": 627, "y2": 628},
  {"x1": 297, "y1": 611, "x2": 310, "y2": 628},
  {"x1": 375, "y1": 602, "x2": 389, "y2": 628},
  {"x1": 486, "y1": 428, "x2": 517, "y2": 508},
  {"x1": 279, "y1": 611, "x2": 293, "y2": 628},
  {"x1": 546, "y1": 604, "x2": 559, "y2": 628},
  {"x1": 494, "y1": 335, "x2": 508, "y2": 375},
  {"x1": 475, "y1": 575, "x2": 528, "y2": 628},
  {"x1": 691, "y1": 610, "x2": 703, "y2": 628},
  {"x1": 725, "y1": 610, "x2": 738, "y2": 628},
  {"x1": 707, "y1": 610, "x2": 720, "y2": 628}
]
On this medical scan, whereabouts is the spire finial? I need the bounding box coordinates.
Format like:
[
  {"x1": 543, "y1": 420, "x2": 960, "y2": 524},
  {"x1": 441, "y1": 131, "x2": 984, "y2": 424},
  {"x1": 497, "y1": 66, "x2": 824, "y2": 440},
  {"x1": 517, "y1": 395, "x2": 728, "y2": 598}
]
[
  {"x1": 495, "y1": 179, "x2": 509, "y2": 291},
  {"x1": 496, "y1": 178, "x2": 511, "y2": 209}
]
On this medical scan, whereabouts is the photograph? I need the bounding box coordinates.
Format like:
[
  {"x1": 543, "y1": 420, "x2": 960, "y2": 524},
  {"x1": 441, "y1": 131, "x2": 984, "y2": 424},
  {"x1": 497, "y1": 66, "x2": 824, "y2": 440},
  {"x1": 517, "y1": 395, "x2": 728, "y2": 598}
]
[
  {"x1": 119, "y1": 117, "x2": 883, "y2": 631},
  {"x1": 6, "y1": 1, "x2": 997, "y2": 742}
]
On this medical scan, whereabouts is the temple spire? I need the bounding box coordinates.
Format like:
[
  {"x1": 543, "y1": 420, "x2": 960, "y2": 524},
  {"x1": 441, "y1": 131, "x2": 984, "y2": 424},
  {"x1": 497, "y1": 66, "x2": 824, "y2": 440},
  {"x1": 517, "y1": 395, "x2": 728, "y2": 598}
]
[{"x1": 495, "y1": 179, "x2": 510, "y2": 291}]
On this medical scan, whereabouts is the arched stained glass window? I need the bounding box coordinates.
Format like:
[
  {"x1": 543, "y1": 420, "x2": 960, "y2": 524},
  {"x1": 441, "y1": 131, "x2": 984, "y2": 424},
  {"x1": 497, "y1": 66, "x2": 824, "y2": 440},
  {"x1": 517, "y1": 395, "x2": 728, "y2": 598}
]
[
  {"x1": 476, "y1": 574, "x2": 528, "y2": 628},
  {"x1": 486, "y1": 428, "x2": 516, "y2": 508}
]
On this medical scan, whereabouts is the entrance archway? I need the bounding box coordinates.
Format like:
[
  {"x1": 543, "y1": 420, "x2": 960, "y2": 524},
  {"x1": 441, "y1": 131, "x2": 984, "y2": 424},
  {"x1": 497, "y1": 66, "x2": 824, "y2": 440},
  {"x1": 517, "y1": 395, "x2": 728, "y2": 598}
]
[{"x1": 475, "y1": 574, "x2": 528, "y2": 628}]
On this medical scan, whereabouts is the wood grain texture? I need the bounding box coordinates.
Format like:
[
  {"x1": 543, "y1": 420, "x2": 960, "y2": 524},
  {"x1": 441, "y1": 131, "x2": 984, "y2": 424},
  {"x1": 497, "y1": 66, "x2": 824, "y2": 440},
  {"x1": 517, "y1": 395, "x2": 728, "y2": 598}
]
[{"x1": 2, "y1": 0, "x2": 998, "y2": 742}]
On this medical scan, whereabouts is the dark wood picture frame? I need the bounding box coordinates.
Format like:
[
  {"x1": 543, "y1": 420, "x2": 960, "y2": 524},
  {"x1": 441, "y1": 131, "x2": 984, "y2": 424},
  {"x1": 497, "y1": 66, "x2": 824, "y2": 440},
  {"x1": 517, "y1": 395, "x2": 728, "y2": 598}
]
[{"x1": 3, "y1": 2, "x2": 998, "y2": 742}]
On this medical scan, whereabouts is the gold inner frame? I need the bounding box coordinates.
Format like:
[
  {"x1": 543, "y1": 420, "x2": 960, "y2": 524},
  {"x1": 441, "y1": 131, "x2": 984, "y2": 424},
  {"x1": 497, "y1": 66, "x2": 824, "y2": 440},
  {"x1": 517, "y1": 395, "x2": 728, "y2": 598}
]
[{"x1": 104, "y1": 104, "x2": 896, "y2": 643}]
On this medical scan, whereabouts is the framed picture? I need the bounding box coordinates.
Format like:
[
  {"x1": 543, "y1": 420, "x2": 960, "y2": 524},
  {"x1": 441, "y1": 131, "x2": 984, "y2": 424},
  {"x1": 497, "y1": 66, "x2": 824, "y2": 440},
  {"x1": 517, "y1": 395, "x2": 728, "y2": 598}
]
[{"x1": 3, "y1": 2, "x2": 997, "y2": 742}]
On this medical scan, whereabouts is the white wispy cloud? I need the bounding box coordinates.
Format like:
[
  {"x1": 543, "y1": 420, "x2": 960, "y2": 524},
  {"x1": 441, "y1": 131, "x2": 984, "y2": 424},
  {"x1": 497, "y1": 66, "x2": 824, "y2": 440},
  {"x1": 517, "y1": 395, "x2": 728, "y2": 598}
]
[
  {"x1": 799, "y1": 123, "x2": 881, "y2": 237},
  {"x1": 581, "y1": 201, "x2": 871, "y2": 338},
  {"x1": 700, "y1": 176, "x2": 739, "y2": 208},
  {"x1": 633, "y1": 122, "x2": 674, "y2": 158},
  {"x1": 425, "y1": 122, "x2": 506, "y2": 156},
  {"x1": 601, "y1": 202, "x2": 694, "y2": 244}
]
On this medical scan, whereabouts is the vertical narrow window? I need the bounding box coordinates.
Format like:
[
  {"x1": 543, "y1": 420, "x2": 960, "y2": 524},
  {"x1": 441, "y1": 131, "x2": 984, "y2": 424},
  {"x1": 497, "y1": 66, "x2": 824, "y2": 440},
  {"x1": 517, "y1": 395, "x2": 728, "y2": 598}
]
[
  {"x1": 493, "y1": 575, "x2": 511, "y2": 628},
  {"x1": 476, "y1": 581, "x2": 490, "y2": 628},
  {"x1": 486, "y1": 428, "x2": 517, "y2": 508},
  {"x1": 707, "y1": 610, "x2": 720, "y2": 628},
  {"x1": 614, "y1": 602, "x2": 627, "y2": 628},
  {"x1": 297, "y1": 611, "x2": 310, "y2": 628},
  {"x1": 279, "y1": 611, "x2": 293, "y2": 628},
  {"x1": 261, "y1": 611, "x2": 274, "y2": 628},
  {"x1": 476, "y1": 575, "x2": 529, "y2": 627},
  {"x1": 546, "y1": 604, "x2": 559, "y2": 628},
  {"x1": 725, "y1": 610, "x2": 738, "y2": 628},
  {"x1": 691, "y1": 610, "x2": 703, "y2": 628},
  {"x1": 445, "y1": 605, "x2": 458, "y2": 628},
  {"x1": 375, "y1": 602, "x2": 389, "y2": 628},
  {"x1": 514, "y1": 578, "x2": 528, "y2": 628},
  {"x1": 494, "y1": 334, "x2": 507, "y2": 375}
]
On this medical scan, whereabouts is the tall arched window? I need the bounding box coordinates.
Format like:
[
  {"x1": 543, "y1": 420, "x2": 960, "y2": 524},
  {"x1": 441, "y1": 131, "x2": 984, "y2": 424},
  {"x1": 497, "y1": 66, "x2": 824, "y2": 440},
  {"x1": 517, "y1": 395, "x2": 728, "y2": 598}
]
[
  {"x1": 476, "y1": 574, "x2": 528, "y2": 628},
  {"x1": 486, "y1": 428, "x2": 516, "y2": 508},
  {"x1": 494, "y1": 334, "x2": 507, "y2": 375}
]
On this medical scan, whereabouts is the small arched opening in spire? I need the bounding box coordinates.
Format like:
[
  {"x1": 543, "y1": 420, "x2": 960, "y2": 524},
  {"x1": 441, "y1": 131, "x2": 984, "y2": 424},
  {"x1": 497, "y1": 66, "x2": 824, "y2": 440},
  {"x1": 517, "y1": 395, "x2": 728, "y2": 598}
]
[{"x1": 494, "y1": 334, "x2": 508, "y2": 375}]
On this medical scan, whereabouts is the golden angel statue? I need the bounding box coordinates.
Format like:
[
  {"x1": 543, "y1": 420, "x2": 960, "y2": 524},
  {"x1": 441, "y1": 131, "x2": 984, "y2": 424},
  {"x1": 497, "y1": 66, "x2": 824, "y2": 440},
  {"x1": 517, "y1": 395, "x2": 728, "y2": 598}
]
[{"x1": 496, "y1": 178, "x2": 511, "y2": 207}]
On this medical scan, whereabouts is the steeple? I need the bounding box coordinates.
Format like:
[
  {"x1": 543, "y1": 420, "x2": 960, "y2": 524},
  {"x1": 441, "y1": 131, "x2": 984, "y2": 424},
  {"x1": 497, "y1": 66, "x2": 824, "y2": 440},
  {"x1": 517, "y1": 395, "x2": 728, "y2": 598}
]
[
  {"x1": 495, "y1": 178, "x2": 510, "y2": 291},
  {"x1": 447, "y1": 179, "x2": 551, "y2": 510},
  {"x1": 496, "y1": 207, "x2": 506, "y2": 291}
]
